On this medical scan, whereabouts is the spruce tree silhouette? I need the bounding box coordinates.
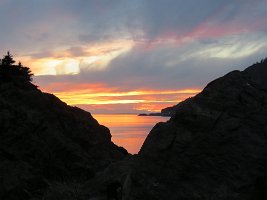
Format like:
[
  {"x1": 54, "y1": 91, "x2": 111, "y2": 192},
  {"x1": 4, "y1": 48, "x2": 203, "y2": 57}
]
[
  {"x1": 1, "y1": 51, "x2": 15, "y2": 66},
  {"x1": 0, "y1": 51, "x2": 33, "y2": 83}
]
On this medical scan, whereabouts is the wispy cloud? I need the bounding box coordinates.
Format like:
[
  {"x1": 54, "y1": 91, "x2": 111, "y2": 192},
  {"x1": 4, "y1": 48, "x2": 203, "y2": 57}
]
[{"x1": 1, "y1": 0, "x2": 267, "y2": 113}]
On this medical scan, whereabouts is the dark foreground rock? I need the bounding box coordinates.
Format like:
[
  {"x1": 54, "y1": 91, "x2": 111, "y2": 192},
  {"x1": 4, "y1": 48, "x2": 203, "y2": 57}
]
[
  {"x1": 0, "y1": 56, "x2": 127, "y2": 199},
  {"x1": 124, "y1": 59, "x2": 267, "y2": 199}
]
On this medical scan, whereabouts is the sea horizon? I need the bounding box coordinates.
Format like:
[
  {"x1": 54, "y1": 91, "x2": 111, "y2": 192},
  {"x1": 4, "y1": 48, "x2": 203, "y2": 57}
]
[{"x1": 93, "y1": 114, "x2": 170, "y2": 154}]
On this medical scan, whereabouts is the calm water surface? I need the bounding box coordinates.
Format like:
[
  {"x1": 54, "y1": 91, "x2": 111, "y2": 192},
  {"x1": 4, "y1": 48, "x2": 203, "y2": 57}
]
[{"x1": 93, "y1": 114, "x2": 170, "y2": 154}]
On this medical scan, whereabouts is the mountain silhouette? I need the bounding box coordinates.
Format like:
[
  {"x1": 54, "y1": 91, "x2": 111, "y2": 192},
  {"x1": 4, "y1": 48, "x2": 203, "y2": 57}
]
[{"x1": 0, "y1": 52, "x2": 128, "y2": 199}]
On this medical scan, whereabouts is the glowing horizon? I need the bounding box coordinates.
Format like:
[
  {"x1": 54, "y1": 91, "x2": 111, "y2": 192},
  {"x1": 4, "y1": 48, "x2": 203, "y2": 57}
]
[{"x1": 38, "y1": 83, "x2": 201, "y2": 113}]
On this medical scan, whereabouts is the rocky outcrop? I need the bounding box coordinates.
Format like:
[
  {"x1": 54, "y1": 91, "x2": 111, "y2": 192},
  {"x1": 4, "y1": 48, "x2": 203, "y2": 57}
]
[
  {"x1": 161, "y1": 105, "x2": 177, "y2": 116},
  {"x1": 124, "y1": 59, "x2": 267, "y2": 199},
  {"x1": 0, "y1": 61, "x2": 127, "y2": 199}
]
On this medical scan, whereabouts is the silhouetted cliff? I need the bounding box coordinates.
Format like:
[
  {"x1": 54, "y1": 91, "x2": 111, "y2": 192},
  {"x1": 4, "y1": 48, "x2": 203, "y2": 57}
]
[
  {"x1": 2, "y1": 52, "x2": 267, "y2": 200},
  {"x1": 124, "y1": 58, "x2": 267, "y2": 199},
  {"x1": 0, "y1": 53, "x2": 127, "y2": 199}
]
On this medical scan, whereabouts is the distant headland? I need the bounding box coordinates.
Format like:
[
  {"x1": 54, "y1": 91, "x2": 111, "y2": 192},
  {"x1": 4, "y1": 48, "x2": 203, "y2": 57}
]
[
  {"x1": 138, "y1": 105, "x2": 177, "y2": 117},
  {"x1": 138, "y1": 112, "x2": 170, "y2": 117}
]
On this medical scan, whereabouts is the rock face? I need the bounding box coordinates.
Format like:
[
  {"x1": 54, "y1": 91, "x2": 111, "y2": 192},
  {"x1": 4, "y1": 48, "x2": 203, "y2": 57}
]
[
  {"x1": 125, "y1": 59, "x2": 267, "y2": 199},
  {"x1": 0, "y1": 62, "x2": 127, "y2": 199},
  {"x1": 161, "y1": 105, "x2": 177, "y2": 116}
]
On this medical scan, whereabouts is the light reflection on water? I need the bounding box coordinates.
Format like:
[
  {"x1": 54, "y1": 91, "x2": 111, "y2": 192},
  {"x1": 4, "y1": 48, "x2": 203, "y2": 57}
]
[{"x1": 93, "y1": 114, "x2": 170, "y2": 154}]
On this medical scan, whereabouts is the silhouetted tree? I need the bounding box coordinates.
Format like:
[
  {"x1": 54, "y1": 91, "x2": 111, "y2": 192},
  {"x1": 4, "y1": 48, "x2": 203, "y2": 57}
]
[
  {"x1": 17, "y1": 61, "x2": 33, "y2": 82},
  {"x1": 0, "y1": 51, "x2": 33, "y2": 83},
  {"x1": 1, "y1": 51, "x2": 15, "y2": 66}
]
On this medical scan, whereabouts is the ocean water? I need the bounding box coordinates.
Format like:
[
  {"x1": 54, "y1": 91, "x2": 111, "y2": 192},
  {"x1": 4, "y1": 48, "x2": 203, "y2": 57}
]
[{"x1": 93, "y1": 114, "x2": 170, "y2": 154}]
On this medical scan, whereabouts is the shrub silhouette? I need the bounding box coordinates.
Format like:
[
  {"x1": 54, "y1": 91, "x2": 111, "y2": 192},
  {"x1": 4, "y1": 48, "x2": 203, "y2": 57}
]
[{"x1": 0, "y1": 51, "x2": 33, "y2": 83}]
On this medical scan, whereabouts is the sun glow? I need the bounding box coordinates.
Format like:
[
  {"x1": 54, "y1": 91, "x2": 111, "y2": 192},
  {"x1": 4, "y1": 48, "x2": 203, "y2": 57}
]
[
  {"x1": 18, "y1": 39, "x2": 134, "y2": 75},
  {"x1": 50, "y1": 89, "x2": 200, "y2": 105},
  {"x1": 41, "y1": 86, "x2": 201, "y2": 112}
]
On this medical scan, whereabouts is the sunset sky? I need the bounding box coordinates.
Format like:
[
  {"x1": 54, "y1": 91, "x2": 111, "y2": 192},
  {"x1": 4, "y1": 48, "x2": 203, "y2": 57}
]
[{"x1": 1, "y1": 0, "x2": 267, "y2": 113}]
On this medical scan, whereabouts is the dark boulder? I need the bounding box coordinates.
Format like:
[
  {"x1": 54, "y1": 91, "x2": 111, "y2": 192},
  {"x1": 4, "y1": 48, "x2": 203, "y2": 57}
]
[{"x1": 124, "y1": 59, "x2": 267, "y2": 199}]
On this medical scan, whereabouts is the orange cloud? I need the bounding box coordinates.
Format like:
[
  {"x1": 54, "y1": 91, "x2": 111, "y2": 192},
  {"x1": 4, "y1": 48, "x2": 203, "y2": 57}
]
[
  {"x1": 51, "y1": 88, "x2": 199, "y2": 106},
  {"x1": 37, "y1": 81, "x2": 201, "y2": 113},
  {"x1": 39, "y1": 82, "x2": 111, "y2": 93}
]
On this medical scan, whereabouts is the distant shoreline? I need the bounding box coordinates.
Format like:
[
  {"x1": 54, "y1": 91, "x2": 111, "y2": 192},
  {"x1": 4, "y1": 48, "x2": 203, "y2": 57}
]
[
  {"x1": 138, "y1": 113, "x2": 171, "y2": 117},
  {"x1": 91, "y1": 113, "x2": 171, "y2": 117}
]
